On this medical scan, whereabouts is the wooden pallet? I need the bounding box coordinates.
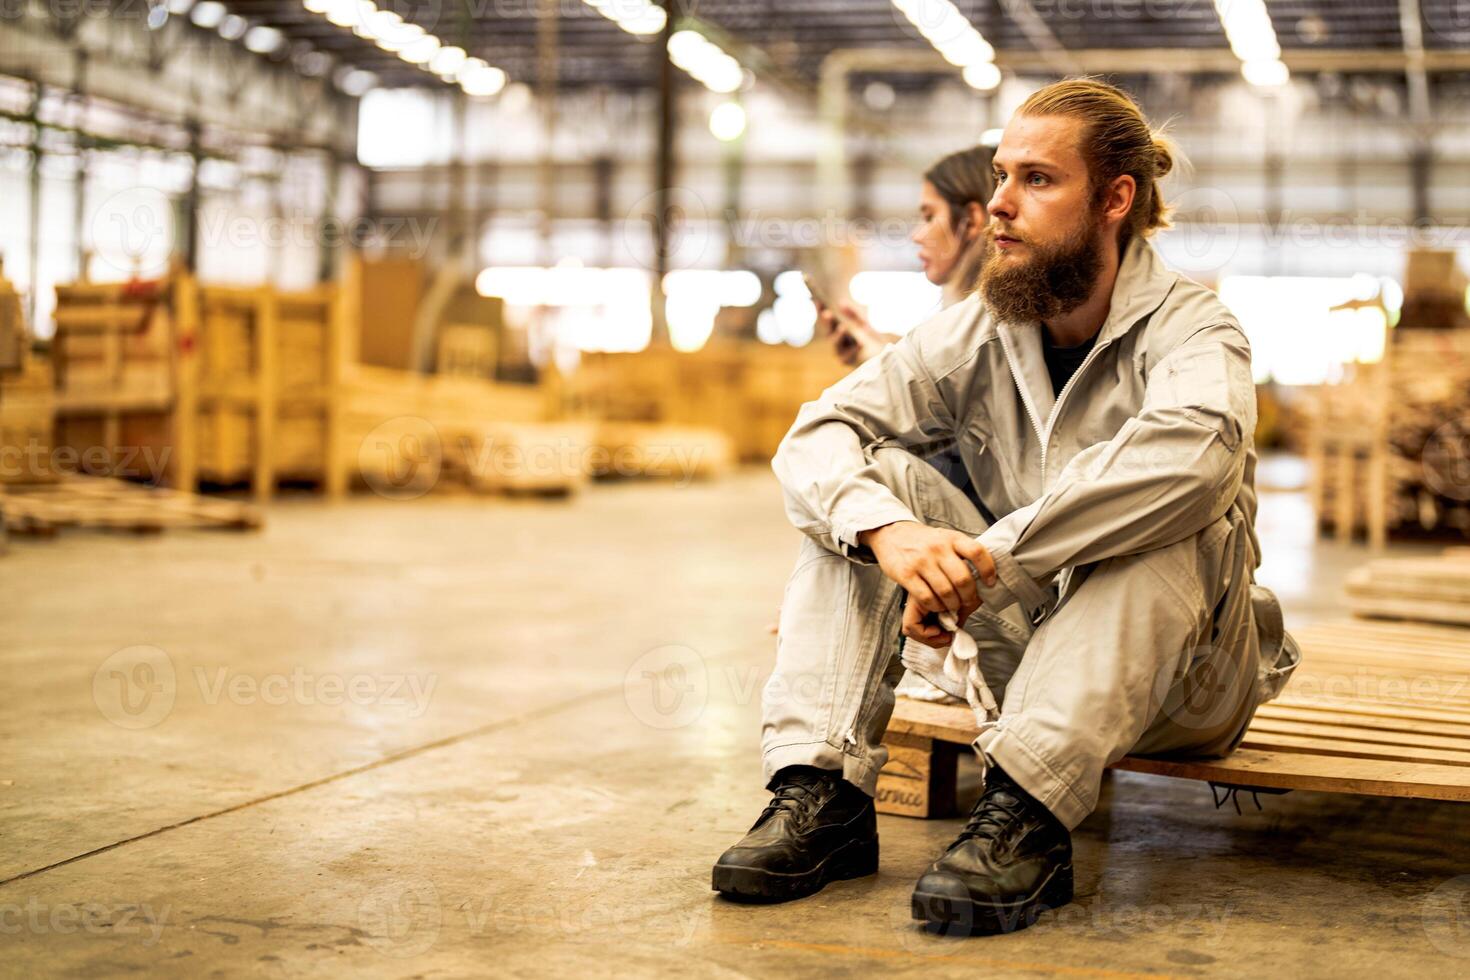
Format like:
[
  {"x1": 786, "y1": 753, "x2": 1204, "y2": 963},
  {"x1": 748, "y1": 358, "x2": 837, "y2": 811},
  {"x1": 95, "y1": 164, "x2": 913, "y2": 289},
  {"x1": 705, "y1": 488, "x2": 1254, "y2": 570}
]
[
  {"x1": 876, "y1": 619, "x2": 1470, "y2": 817},
  {"x1": 1346, "y1": 551, "x2": 1470, "y2": 627},
  {"x1": 0, "y1": 475, "x2": 261, "y2": 537}
]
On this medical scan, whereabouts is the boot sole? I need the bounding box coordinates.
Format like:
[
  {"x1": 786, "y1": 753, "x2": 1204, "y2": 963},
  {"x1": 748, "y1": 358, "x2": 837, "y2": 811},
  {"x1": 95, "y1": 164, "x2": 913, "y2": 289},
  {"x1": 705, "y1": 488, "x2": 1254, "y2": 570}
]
[
  {"x1": 910, "y1": 863, "x2": 1073, "y2": 934},
  {"x1": 712, "y1": 835, "x2": 879, "y2": 903}
]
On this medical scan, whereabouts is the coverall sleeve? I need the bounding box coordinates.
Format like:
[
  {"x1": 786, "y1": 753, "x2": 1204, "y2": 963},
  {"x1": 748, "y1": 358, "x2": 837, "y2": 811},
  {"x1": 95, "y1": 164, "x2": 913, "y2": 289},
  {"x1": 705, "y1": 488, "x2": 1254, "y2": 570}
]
[
  {"x1": 976, "y1": 322, "x2": 1258, "y2": 617},
  {"x1": 770, "y1": 328, "x2": 961, "y2": 559}
]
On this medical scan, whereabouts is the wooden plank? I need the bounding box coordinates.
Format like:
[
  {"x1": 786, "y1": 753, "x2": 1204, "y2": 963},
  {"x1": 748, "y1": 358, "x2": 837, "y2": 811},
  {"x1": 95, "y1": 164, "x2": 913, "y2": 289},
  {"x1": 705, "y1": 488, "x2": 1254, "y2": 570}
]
[
  {"x1": 1256, "y1": 702, "x2": 1470, "y2": 736},
  {"x1": 1270, "y1": 696, "x2": 1470, "y2": 725},
  {"x1": 1112, "y1": 750, "x2": 1470, "y2": 801},
  {"x1": 1244, "y1": 716, "x2": 1470, "y2": 754},
  {"x1": 1237, "y1": 731, "x2": 1470, "y2": 766}
]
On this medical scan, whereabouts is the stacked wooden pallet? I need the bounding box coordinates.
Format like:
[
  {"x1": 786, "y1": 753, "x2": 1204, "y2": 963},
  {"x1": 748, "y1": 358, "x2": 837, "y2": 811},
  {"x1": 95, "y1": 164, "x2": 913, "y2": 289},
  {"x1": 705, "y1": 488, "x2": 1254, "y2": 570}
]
[
  {"x1": 50, "y1": 278, "x2": 186, "y2": 487},
  {"x1": 0, "y1": 265, "x2": 53, "y2": 486},
  {"x1": 343, "y1": 363, "x2": 563, "y2": 495},
  {"x1": 43, "y1": 260, "x2": 579, "y2": 502},
  {"x1": 1306, "y1": 329, "x2": 1470, "y2": 548},
  {"x1": 0, "y1": 354, "x2": 54, "y2": 485},
  {"x1": 1, "y1": 474, "x2": 260, "y2": 537},
  {"x1": 1345, "y1": 550, "x2": 1470, "y2": 626},
  {"x1": 564, "y1": 341, "x2": 845, "y2": 464},
  {"x1": 878, "y1": 617, "x2": 1470, "y2": 817}
]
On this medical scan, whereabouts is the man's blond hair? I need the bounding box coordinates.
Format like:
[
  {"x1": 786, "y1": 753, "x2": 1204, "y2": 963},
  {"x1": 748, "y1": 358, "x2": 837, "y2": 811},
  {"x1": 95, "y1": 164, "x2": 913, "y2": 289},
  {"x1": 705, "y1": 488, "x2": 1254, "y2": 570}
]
[{"x1": 1017, "y1": 78, "x2": 1182, "y2": 247}]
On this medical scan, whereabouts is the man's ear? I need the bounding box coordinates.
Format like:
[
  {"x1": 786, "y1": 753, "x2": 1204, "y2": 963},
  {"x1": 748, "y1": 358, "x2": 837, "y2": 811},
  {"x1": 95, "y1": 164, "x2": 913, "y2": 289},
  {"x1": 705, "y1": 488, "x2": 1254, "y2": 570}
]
[{"x1": 1104, "y1": 174, "x2": 1136, "y2": 230}]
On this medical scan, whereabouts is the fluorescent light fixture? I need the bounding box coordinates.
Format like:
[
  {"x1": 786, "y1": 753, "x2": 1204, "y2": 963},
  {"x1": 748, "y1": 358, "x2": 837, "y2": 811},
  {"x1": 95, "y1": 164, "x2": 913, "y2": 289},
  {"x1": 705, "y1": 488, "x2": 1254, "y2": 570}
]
[
  {"x1": 302, "y1": 0, "x2": 511, "y2": 92},
  {"x1": 325, "y1": 0, "x2": 357, "y2": 27},
  {"x1": 399, "y1": 34, "x2": 441, "y2": 64},
  {"x1": 708, "y1": 101, "x2": 746, "y2": 141},
  {"x1": 244, "y1": 26, "x2": 285, "y2": 54},
  {"x1": 218, "y1": 14, "x2": 247, "y2": 40},
  {"x1": 339, "y1": 69, "x2": 378, "y2": 97},
  {"x1": 1241, "y1": 59, "x2": 1289, "y2": 87},
  {"x1": 580, "y1": 0, "x2": 666, "y2": 38},
  {"x1": 189, "y1": 1, "x2": 225, "y2": 29},
  {"x1": 461, "y1": 64, "x2": 507, "y2": 97},
  {"x1": 962, "y1": 61, "x2": 1001, "y2": 91},
  {"x1": 890, "y1": 0, "x2": 1000, "y2": 91},
  {"x1": 666, "y1": 29, "x2": 744, "y2": 94},
  {"x1": 1213, "y1": 0, "x2": 1289, "y2": 88},
  {"x1": 430, "y1": 45, "x2": 468, "y2": 76}
]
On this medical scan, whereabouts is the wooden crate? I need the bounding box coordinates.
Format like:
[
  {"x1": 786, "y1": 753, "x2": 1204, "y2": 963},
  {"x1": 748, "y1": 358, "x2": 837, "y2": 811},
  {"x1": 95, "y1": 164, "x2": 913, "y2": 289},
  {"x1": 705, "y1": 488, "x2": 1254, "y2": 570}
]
[
  {"x1": 877, "y1": 619, "x2": 1470, "y2": 817},
  {"x1": 51, "y1": 277, "x2": 192, "y2": 487}
]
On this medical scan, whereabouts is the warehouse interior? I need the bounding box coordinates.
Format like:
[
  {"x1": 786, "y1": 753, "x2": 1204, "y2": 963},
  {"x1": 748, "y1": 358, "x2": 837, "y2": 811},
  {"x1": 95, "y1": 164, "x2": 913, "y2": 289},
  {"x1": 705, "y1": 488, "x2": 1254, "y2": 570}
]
[{"x1": 3, "y1": 0, "x2": 1470, "y2": 974}]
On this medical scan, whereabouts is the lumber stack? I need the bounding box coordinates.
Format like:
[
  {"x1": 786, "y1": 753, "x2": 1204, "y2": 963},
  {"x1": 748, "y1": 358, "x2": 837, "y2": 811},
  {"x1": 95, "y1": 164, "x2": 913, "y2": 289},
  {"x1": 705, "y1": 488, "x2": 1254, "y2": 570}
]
[
  {"x1": 1306, "y1": 328, "x2": 1470, "y2": 547},
  {"x1": 342, "y1": 364, "x2": 558, "y2": 495},
  {"x1": 1346, "y1": 550, "x2": 1470, "y2": 627},
  {"x1": 564, "y1": 341, "x2": 846, "y2": 464}
]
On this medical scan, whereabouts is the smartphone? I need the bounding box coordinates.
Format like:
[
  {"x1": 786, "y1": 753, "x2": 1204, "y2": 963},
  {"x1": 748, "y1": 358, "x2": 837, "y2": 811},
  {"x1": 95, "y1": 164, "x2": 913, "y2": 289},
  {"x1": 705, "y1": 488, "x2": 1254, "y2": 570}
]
[
  {"x1": 804, "y1": 273, "x2": 857, "y2": 358},
  {"x1": 802, "y1": 272, "x2": 832, "y2": 312}
]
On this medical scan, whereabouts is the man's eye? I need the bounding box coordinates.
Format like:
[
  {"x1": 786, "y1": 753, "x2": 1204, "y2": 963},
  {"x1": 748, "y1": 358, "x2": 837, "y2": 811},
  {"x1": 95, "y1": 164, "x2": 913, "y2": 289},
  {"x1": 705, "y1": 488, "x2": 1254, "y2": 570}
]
[{"x1": 1029, "y1": 173, "x2": 1048, "y2": 185}]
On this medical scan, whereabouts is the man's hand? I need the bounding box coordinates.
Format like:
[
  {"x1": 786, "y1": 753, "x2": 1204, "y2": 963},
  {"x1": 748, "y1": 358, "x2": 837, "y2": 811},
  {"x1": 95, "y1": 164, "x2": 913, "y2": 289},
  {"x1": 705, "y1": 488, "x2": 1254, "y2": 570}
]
[{"x1": 858, "y1": 521, "x2": 997, "y2": 647}]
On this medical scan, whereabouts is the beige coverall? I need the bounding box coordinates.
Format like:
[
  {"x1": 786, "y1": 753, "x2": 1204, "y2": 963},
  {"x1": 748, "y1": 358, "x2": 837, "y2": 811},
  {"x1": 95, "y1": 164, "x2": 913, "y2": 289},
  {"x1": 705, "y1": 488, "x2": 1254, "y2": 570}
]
[{"x1": 763, "y1": 236, "x2": 1301, "y2": 830}]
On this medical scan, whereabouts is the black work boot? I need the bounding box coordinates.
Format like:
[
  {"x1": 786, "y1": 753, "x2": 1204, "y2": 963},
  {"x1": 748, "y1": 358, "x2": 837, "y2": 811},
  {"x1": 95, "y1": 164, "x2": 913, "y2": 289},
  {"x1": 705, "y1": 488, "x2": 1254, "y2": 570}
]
[
  {"x1": 910, "y1": 764, "x2": 1073, "y2": 933},
  {"x1": 712, "y1": 765, "x2": 878, "y2": 902}
]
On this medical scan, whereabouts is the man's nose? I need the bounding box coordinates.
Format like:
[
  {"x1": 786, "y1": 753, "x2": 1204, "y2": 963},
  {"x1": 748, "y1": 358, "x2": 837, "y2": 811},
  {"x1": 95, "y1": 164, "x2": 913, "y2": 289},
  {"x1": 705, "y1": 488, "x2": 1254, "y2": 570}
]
[{"x1": 988, "y1": 184, "x2": 1014, "y2": 222}]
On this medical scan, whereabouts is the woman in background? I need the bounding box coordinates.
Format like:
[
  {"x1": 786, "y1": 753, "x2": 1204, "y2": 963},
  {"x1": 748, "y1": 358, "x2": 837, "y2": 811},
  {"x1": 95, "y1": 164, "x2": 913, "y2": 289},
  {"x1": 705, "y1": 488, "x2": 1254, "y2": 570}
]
[
  {"x1": 810, "y1": 144, "x2": 996, "y2": 703},
  {"x1": 815, "y1": 144, "x2": 995, "y2": 365}
]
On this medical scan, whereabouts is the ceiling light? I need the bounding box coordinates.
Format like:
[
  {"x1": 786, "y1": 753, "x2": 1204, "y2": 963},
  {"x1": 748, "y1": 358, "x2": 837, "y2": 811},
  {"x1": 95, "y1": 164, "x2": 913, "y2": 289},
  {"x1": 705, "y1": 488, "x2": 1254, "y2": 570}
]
[
  {"x1": 189, "y1": 1, "x2": 225, "y2": 28},
  {"x1": 430, "y1": 46, "x2": 467, "y2": 76},
  {"x1": 962, "y1": 61, "x2": 1001, "y2": 91},
  {"x1": 218, "y1": 14, "x2": 247, "y2": 40},
  {"x1": 339, "y1": 69, "x2": 378, "y2": 97},
  {"x1": 399, "y1": 34, "x2": 440, "y2": 64},
  {"x1": 325, "y1": 0, "x2": 357, "y2": 27},
  {"x1": 244, "y1": 26, "x2": 285, "y2": 54},
  {"x1": 709, "y1": 101, "x2": 745, "y2": 142},
  {"x1": 461, "y1": 64, "x2": 507, "y2": 97}
]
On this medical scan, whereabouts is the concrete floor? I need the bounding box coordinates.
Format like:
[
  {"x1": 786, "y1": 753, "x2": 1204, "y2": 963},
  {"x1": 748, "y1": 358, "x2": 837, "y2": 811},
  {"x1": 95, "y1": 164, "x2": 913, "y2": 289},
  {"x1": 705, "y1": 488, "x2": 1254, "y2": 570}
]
[{"x1": 3, "y1": 462, "x2": 1467, "y2": 977}]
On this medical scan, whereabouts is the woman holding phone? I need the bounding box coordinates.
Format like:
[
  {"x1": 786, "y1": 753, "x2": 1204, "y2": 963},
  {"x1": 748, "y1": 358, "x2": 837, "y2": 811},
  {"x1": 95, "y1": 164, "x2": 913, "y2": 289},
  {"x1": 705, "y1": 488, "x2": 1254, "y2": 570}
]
[
  {"x1": 810, "y1": 144, "x2": 996, "y2": 703},
  {"x1": 814, "y1": 144, "x2": 995, "y2": 366}
]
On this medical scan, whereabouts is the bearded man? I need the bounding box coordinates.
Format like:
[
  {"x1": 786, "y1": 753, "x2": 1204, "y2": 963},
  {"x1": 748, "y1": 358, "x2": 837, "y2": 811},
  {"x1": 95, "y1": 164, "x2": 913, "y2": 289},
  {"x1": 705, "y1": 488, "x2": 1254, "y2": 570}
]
[{"x1": 711, "y1": 79, "x2": 1300, "y2": 934}]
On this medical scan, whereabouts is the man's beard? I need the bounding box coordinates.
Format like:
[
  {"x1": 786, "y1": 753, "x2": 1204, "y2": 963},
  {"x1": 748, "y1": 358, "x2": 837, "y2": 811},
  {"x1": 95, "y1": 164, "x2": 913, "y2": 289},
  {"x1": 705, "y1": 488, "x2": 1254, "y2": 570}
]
[{"x1": 978, "y1": 212, "x2": 1104, "y2": 325}]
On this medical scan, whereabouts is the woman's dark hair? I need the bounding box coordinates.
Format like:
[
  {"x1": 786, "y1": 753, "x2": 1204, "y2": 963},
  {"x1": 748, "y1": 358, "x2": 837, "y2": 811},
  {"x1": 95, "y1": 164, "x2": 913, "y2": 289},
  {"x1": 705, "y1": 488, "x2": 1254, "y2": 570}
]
[
  {"x1": 922, "y1": 144, "x2": 995, "y2": 294},
  {"x1": 922, "y1": 144, "x2": 997, "y2": 232}
]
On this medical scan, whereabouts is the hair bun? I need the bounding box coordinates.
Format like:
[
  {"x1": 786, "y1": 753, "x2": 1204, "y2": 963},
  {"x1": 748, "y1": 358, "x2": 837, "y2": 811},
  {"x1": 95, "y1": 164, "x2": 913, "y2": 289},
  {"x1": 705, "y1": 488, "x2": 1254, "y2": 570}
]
[{"x1": 1152, "y1": 137, "x2": 1175, "y2": 177}]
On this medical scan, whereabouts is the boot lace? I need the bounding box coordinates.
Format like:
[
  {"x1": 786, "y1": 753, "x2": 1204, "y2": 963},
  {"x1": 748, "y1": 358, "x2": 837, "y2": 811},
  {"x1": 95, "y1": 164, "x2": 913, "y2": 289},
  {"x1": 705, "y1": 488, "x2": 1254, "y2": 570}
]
[
  {"x1": 954, "y1": 786, "x2": 1028, "y2": 846},
  {"x1": 758, "y1": 775, "x2": 829, "y2": 825}
]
